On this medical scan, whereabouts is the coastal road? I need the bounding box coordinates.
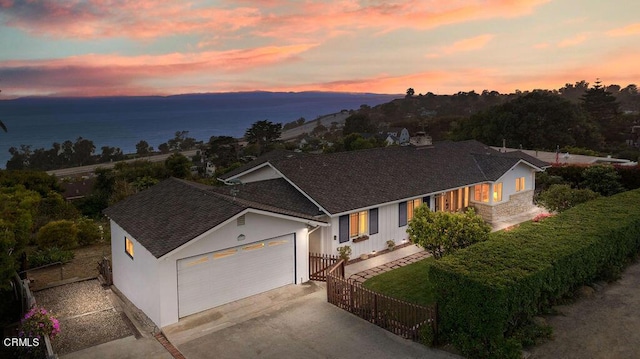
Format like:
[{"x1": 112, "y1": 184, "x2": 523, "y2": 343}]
[
  {"x1": 47, "y1": 112, "x2": 347, "y2": 178},
  {"x1": 279, "y1": 111, "x2": 351, "y2": 141},
  {"x1": 46, "y1": 150, "x2": 199, "y2": 178}
]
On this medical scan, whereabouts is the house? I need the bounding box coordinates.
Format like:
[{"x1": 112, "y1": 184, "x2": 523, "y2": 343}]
[{"x1": 104, "y1": 140, "x2": 548, "y2": 328}]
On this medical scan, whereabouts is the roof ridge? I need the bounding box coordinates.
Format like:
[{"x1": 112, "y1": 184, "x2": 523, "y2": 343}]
[{"x1": 471, "y1": 153, "x2": 489, "y2": 180}]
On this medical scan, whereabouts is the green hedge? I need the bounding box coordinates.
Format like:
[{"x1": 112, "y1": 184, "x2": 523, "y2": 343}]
[{"x1": 430, "y1": 189, "x2": 640, "y2": 358}]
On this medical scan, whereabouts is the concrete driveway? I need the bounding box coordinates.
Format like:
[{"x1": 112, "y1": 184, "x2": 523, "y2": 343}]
[{"x1": 164, "y1": 282, "x2": 460, "y2": 359}]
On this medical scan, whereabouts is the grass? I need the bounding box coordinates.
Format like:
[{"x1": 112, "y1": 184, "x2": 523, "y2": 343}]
[{"x1": 362, "y1": 256, "x2": 437, "y2": 306}]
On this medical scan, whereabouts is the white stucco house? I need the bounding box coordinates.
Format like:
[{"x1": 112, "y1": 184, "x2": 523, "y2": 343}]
[{"x1": 104, "y1": 140, "x2": 549, "y2": 328}]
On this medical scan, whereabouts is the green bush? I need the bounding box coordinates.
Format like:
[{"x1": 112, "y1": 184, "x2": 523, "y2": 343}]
[
  {"x1": 76, "y1": 217, "x2": 102, "y2": 246},
  {"x1": 36, "y1": 220, "x2": 78, "y2": 250},
  {"x1": 537, "y1": 184, "x2": 599, "y2": 212},
  {"x1": 580, "y1": 165, "x2": 625, "y2": 196},
  {"x1": 407, "y1": 206, "x2": 490, "y2": 259},
  {"x1": 430, "y1": 189, "x2": 640, "y2": 358},
  {"x1": 29, "y1": 247, "x2": 74, "y2": 268}
]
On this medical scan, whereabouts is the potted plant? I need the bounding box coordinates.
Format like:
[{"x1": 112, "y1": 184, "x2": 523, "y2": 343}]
[
  {"x1": 337, "y1": 245, "x2": 352, "y2": 262},
  {"x1": 386, "y1": 240, "x2": 396, "y2": 251}
]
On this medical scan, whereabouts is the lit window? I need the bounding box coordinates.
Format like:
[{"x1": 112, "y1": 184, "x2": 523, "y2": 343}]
[
  {"x1": 125, "y1": 237, "x2": 134, "y2": 259},
  {"x1": 515, "y1": 177, "x2": 526, "y2": 192},
  {"x1": 493, "y1": 183, "x2": 503, "y2": 202},
  {"x1": 213, "y1": 249, "x2": 237, "y2": 259},
  {"x1": 474, "y1": 184, "x2": 490, "y2": 203},
  {"x1": 407, "y1": 198, "x2": 422, "y2": 221},
  {"x1": 349, "y1": 211, "x2": 368, "y2": 238}
]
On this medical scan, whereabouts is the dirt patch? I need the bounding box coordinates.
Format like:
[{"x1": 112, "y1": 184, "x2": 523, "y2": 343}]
[
  {"x1": 529, "y1": 260, "x2": 640, "y2": 359},
  {"x1": 27, "y1": 243, "x2": 111, "y2": 291}
]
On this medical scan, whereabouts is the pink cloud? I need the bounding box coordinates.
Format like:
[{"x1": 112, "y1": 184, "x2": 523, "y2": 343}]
[
  {"x1": 0, "y1": 43, "x2": 317, "y2": 96},
  {"x1": 0, "y1": 0, "x2": 550, "y2": 43},
  {"x1": 427, "y1": 34, "x2": 495, "y2": 57}
]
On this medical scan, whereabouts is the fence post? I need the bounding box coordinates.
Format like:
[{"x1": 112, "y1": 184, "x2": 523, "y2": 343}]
[{"x1": 373, "y1": 294, "x2": 377, "y2": 325}]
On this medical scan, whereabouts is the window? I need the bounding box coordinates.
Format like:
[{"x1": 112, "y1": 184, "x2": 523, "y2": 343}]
[
  {"x1": 493, "y1": 182, "x2": 503, "y2": 202},
  {"x1": 515, "y1": 177, "x2": 526, "y2": 192},
  {"x1": 474, "y1": 184, "x2": 489, "y2": 203},
  {"x1": 125, "y1": 237, "x2": 134, "y2": 259},
  {"x1": 349, "y1": 210, "x2": 368, "y2": 238},
  {"x1": 407, "y1": 198, "x2": 422, "y2": 222},
  {"x1": 399, "y1": 199, "x2": 423, "y2": 227}
]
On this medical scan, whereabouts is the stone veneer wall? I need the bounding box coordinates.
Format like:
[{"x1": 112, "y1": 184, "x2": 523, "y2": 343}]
[{"x1": 472, "y1": 190, "x2": 535, "y2": 224}]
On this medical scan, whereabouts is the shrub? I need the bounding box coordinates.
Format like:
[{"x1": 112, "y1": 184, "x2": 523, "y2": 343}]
[
  {"x1": 36, "y1": 220, "x2": 78, "y2": 250},
  {"x1": 29, "y1": 247, "x2": 74, "y2": 268},
  {"x1": 337, "y1": 246, "x2": 352, "y2": 261},
  {"x1": 407, "y1": 206, "x2": 490, "y2": 259},
  {"x1": 20, "y1": 306, "x2": 60, "y2": 339},
  {"x1": 76, "y1": 217, "x2": 102, "y2": 246},
  {"x1": 430, "y1": 189, "x2": 640, "y2": 358},
  {"x1": 580, "y1": 165, "x2": 625, "y2": 196},
  {"x1": 537, "y1": 184, "x2": 599, "y2": 212}
]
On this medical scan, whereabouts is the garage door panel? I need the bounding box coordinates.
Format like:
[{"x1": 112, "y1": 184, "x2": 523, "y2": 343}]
[{"x1": 177, "y1": 234, "x2": 294, "y2": 318}]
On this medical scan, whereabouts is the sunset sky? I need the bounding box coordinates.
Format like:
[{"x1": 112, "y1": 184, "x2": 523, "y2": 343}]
[{"x1": 0, "y1": 0, "x2": 639, "y2": 97}]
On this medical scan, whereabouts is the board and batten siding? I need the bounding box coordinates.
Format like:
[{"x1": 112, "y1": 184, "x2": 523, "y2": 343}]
[
  {"x1": 326, "y1": 202, "x2": 412, "y2": 259},
  {"x1": 110, "y1": 221, "x2": 162, "y2": 327},
  {"x1": 232, "y1": 164, "x2": 281, "y2": 183}
]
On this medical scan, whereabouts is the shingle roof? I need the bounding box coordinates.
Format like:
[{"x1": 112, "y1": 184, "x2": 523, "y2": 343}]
[
  {"x1": 103, "y1": 177, "x2": 325, "y2": 258},
  {"x1": 222, "y1": 140, "x2": 550, "y2": 214},
  {"x1": 210, "y1": 178, "x2": 323, "y2": 217},
  {"x1": 220, "y1": 149, "x2": 310, "y2": 180}
]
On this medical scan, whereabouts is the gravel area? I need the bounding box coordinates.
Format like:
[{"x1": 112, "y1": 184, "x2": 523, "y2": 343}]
[
  {"x1": 34, "y1": 279, "x2": 133, "y2": 356},
  {"x1": 53, "y1": 310, "x2": 132, "y2": 355},
  {"x1": 36, "y1": 280, "x2": 113, "y2": 319}
]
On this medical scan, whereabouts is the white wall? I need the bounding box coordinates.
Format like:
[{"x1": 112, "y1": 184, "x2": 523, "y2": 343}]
[
  {"x1": 496, "y1": 163, "x2": 536, "y2": 202},
  {"x1": 234, "y1": 165, "x2": 281, "y2": 183},
  {"x1": 110, "y1": 221, "x2": 161, "y2": 327},
  {"x1": 156, "y1": 212, "x2": 310, "y2": 327},
  {"x1": 324, "y1": 202, "x2": 410, "y2": 259}
]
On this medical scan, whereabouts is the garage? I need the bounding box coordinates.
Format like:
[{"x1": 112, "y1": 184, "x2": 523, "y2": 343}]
[{"x1": 177, "y1": 234, "x2": 295, "y2": 318}]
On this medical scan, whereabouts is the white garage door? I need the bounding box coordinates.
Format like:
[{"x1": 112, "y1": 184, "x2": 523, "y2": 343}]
[{"x1": 177, "y1": 234, "x2": 295, "y2": 318}]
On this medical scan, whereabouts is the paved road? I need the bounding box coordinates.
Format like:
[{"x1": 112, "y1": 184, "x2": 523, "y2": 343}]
[
  {"x1": 46, "y1": 150, "x2": 199, "y2": 178},
  {"x1": 280, "y1": 112, "x2": 350, "y2": 141},
  {"x1": 175, "y1": 283, "x2": 460, "y2": 359}
]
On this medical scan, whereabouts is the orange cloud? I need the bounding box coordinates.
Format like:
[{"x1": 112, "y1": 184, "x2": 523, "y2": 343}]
[
  {"x1": 607, "y1": 23, "x2": 640, "y2": 37},
  {"x1": 426, "y1": 34, "x2": 494, "y2": 58},
  {"x1": 0, "y1": 0, "x2": 550, "y2": 44},
  {"x1": 557, "y1": 33, "x2": 588, "y2": 48},
  {"x1": 533, "y1": 42, "x2": 549, "y2": 49}
]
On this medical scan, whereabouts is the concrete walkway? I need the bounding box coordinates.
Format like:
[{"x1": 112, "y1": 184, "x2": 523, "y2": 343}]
[
  {"x1": 491, "y1": 205, "x2": 549, "y2": 232},
  {"x1": 344, "y1": 244, "x2": 428, "y2": 280}
]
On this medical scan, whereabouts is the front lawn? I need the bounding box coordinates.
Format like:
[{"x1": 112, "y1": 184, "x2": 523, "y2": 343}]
[{"x1": 362, "y1": 256, "x2": 436, "y2": 306}]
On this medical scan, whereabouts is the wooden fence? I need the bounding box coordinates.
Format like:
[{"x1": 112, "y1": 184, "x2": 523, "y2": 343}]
[
  {"x1": 326, "y1": 259, "x2": 437, "y2": 343},
  {"x1": 309, "y1": 253, "x2": 341, "y2": 281}
]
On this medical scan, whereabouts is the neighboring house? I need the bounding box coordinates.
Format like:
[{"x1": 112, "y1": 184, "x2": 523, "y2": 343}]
[
  {"x1": 61, "y1": 177, "x2": 96, "y2": 201},
  {"x1": 398, "y1": 128, "x2": 410, "y2": 144},
  {"x1": 385, "y1": 135, "x2": 400, "y2": 146},
  {"x1": 104, "y1": 140, "x2": 548, "y2": 328}
]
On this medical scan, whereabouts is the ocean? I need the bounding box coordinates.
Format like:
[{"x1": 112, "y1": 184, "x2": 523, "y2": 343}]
[{"x1": 0, "y1": 92, "x2": 398, "y2": 168}]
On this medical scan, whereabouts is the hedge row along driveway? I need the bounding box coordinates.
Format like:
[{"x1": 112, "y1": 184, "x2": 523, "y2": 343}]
[{"x1": 430, "y1": 189, "x2": 640, "y2": 358}]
